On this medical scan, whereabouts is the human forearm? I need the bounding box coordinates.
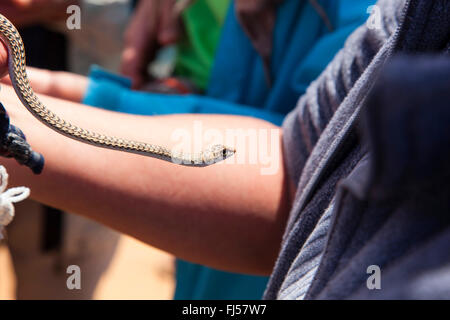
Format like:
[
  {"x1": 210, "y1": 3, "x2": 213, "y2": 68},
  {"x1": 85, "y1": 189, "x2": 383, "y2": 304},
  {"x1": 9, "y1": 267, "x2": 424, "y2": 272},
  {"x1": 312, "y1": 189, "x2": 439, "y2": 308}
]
[
  {"x1": 1, "y1": 67, "x2": 88, "y2": 102},
  {"x1": 32, "y1": 70, "x2": 88, "y2": 103},
  {"x1": 1, "y1": 85, "x2": 290, "y2": 275}
]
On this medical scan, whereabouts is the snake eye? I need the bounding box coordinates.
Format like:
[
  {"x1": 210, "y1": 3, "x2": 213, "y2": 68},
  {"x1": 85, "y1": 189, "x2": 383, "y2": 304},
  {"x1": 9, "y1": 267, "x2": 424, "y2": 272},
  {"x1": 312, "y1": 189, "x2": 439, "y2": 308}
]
[{"x1": 222, "y1": 149, "x2": 227, "y2": 158}]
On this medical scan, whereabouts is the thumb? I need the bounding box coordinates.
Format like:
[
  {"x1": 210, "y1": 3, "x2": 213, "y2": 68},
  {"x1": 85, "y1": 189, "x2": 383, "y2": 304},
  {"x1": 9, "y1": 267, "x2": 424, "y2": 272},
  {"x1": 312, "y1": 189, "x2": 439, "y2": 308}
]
[{"x1": 0, "y1": 41, "x2": 9, "y2": 79}]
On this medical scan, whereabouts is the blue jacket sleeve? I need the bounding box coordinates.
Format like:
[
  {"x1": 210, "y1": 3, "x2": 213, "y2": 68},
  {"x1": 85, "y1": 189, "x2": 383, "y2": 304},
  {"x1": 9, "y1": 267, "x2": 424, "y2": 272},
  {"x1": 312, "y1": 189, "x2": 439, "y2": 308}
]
[{"x1": 82, "y1": 66, "x2": 285, "y2": 126}]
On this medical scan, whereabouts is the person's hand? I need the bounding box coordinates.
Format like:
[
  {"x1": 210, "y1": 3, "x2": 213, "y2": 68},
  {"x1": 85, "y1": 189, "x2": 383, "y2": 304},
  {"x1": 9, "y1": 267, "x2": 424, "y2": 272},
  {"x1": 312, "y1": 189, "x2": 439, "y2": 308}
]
[
  {"x1": 0, "y1": 1, "x2": 79, "y2": 85},
  {"x1": 0, "y1": 0, "x2": 78, "y2": 27},
  {"x1": 120, "y1": 0, "x2": 184, "y2": 89},
  {"x1": 0, "y1": 41, "x2": 8, "y2": 78}
]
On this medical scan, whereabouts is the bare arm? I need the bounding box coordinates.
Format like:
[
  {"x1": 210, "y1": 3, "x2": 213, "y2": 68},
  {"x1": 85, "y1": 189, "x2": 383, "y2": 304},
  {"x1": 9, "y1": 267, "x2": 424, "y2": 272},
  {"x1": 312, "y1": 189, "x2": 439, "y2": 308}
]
[
  {"x1": 1, "y1": 67, "x2": 88, "y2": 102},
  {"x1": 1, "y1": 84, "x2": 291, "y2": 275}
]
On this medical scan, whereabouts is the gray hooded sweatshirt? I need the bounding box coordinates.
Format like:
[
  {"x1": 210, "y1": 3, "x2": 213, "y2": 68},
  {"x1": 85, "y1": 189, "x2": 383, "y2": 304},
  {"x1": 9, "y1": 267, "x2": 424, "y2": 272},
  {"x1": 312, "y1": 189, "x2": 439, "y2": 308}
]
[{"x1": 264, "y1": 0, "x2": 450, "y2": 299}]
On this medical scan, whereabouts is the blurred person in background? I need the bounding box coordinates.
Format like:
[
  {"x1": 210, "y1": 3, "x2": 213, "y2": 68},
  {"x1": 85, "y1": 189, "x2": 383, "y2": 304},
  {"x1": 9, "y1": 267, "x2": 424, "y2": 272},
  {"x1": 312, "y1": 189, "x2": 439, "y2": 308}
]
[
  {"x1": 1, "y1": 0, "x2": 376, "y2": 299},
  {"x1": 117, "y1": 0, "x2": 376, "y2": 300}
]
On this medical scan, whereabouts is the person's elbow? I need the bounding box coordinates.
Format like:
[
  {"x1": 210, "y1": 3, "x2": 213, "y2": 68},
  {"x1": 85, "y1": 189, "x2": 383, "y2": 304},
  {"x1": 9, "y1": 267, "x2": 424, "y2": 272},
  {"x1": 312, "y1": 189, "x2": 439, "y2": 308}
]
[{"x1": 249, "y1": 177, "x2": 294, "y2": 276}]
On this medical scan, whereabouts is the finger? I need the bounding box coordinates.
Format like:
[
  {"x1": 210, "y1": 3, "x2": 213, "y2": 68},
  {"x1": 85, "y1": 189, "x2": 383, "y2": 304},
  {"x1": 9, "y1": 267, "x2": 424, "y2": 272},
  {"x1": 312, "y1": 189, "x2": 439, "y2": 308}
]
[
  {"x1": 0, "y1": 75, "x2": 12, "y2": 86},
  {"x1": 0, "y1": 41, "x2": 9, "y2": 79},
  {"x1": 120, "y1": 0, "x2": 160, "y2": 88},
  {"x1": 157, "y1": 0, "x2": 182, "y2": 45},
  {"x1": 120, "y1": 47, "x2": 147, "y2": 88}
]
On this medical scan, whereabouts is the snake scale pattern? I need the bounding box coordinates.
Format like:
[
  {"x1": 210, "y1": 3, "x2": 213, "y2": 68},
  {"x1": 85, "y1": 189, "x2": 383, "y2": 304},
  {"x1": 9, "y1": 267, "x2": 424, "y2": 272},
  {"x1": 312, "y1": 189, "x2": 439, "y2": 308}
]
[{"x1": 0, "y1": 14, "x2": 235, "y2": 167}]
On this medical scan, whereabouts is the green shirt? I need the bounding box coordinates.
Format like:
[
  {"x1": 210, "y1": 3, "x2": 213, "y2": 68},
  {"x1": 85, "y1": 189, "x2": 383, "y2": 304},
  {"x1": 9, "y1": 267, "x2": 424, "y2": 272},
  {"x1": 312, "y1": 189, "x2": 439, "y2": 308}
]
[{"x1": 174, "y1": 0, "x2": 230, "y2": 90}]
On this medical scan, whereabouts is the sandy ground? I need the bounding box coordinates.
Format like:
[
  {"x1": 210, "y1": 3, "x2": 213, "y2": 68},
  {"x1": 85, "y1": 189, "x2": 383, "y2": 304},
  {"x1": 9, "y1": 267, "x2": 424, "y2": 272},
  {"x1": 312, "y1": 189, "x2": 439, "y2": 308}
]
[
  {"x1": 0, "y1": 245, "x2": 14, "y2": 300},
  {"x1": 0, "y1": 235, "x2": 175, "y2": 300}
]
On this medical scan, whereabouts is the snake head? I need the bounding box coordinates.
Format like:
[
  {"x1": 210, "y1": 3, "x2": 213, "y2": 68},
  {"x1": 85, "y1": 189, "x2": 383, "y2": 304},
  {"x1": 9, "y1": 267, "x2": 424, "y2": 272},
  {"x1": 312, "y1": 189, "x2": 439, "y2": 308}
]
[{"x1": 202, "y1": 144, "x2": 236, "y2": 164}]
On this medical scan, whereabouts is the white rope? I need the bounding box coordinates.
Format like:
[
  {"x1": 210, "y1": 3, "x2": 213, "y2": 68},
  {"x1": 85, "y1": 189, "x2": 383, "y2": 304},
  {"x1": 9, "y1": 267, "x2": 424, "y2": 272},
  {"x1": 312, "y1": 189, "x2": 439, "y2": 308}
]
[{"x1": 0, "y1": 165, "x2": 30, "y2": 239}]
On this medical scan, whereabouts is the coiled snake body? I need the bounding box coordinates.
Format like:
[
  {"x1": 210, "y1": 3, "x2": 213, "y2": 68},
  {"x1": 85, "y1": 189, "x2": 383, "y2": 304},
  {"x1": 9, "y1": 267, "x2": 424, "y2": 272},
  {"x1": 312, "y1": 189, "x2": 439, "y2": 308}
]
[{"x1": 0, "y1": 14, "x2": 235, "y2": 167}]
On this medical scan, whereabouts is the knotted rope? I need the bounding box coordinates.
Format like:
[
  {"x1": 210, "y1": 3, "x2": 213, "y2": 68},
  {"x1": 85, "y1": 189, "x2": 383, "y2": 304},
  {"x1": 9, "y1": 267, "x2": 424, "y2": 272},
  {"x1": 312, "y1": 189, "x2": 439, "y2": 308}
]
[
  {"x1": 0, "y1": 99, "x2": 44, "y2": 238},
  {"x1": 0, "y1": 102, "x2": 44, "y2": 174},
  {"x1": 0, "y1": 165, "x2": 30, "y2": 239}
]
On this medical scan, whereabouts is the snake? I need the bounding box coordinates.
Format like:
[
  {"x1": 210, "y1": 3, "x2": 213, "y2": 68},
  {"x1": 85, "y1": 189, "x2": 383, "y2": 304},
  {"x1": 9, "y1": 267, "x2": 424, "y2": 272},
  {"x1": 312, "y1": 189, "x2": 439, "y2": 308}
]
[{"x1": 0, "y1": 14, "x2": 235, "y2": 167}]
